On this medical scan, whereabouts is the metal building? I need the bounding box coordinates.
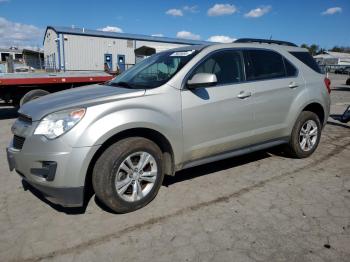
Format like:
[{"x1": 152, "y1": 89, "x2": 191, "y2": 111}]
[
  {"x1": 314, "y1": 51, "x2": 350, "y2": 66},
  {"x1": 43, "y1": 26, "x2": 208, "y2": 72},
  {"x1": 0, "y1": 47, "x2": 23, "y2": 63}
]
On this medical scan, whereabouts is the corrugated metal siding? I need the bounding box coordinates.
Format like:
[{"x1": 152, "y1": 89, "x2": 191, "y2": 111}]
[
  {"x1": 135, "y1": 41, "x2": 186, "y2": 52},
  {"x1": 45, "y1": 32, "x2": 194, "y2": 71},
  {"x1": 43, "y1": 29, "x2": 58, "y2": 69},
  {"x1": 63, "y1": 34, "x2": 135, "y2": 71}
]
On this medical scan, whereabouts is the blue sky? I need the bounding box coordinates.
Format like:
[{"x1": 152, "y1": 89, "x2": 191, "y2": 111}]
[{"x1": 0, "y1": 0, "x2": 349, "y2": 49}]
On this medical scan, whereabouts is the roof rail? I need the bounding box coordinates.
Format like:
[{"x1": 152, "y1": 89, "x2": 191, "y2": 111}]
[{"x1": 234, "y1": 38, "x2": 297, "y2": 47}]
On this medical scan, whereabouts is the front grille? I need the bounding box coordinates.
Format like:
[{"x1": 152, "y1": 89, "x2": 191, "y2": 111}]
[
  {"x1": 13, "y1": 135, "x2": 25, "y2": 150},
  {"x1": 18, "y1": 113, "x2": 32, "y2": 124}
]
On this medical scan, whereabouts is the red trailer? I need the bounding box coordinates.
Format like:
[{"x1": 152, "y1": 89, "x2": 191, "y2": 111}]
[{"x1": 0, "y1": 71, "x2": 114, "y2": 106}]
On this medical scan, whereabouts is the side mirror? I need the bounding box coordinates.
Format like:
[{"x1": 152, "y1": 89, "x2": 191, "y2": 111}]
[{"x1": 187, "y1": 73, "x2": 217, "y2": 88}]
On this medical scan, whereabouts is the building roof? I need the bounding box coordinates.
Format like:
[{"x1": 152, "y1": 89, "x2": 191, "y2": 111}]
[
  {"x1": 22, "y1": 49, "x2": 44, "y2": 55},
  {"x1": 45, "y1": 26, "x2": 210, "y2": 46},
  {"x1": 314, "y1": 51, "x2": 350, "y2": 59},
  {"x1": 0, "y1": 48, "x2": 23, "y2": 53}
]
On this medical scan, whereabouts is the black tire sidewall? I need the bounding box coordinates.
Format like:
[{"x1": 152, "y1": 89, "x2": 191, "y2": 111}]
[
  {"x1": 93, "y1": 137, "x2": 164, "y2": 213},
  {"x1": 20, "y1": 89, "x2": 49, "y2": 106}
]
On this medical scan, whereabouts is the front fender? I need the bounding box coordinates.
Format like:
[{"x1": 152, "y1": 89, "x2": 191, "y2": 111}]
[{"x1": 73, "y1": 107, "x2": 183, "y2": 165}]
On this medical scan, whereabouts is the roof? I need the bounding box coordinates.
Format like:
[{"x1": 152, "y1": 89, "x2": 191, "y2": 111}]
[{"x1": 45, "y1": 26, "x2": 210, "y2": 46}]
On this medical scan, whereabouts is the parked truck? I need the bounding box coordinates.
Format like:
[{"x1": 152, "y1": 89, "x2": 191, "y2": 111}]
[{"x1": 0, "y1": 71, "x2": 113, "y2": 107}]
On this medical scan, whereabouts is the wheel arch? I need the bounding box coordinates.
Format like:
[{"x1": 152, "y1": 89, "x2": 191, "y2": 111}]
[
  {"x1": 301, "y1": 102, "x2": 325, "y2": 126},
  {"x1": 84, "y1": 127, "x2": 176, "y2": 199}
]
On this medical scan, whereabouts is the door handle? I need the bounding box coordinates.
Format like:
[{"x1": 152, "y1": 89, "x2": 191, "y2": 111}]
[
  {"x1": 237, "y1": 91, "x2": 252, "y2": 99},
  {"x1": 288, "y1": 81, "x2": 299, "y2": 88}
]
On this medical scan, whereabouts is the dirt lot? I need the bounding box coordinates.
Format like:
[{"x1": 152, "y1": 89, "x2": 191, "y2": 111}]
[{"x1": 0, "y1": 74, "x2": 349, "y2": 262}]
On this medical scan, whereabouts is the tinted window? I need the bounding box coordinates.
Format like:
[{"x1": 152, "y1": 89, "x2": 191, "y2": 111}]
[
  {"x1": 284, "y1": 58, "x2": 297, "y2": 76},
  {"x1": 244, "y1": 50, "x2": 286, "y2": 81},
  {"x1": 290, "y1": 52, "x2": 322, "y2": 74},
  {"x1": 191, "y1": 50, "x2": 244, "y2": 85}
]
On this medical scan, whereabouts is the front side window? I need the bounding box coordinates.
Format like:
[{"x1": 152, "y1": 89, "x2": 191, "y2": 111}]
[
  {"x1": 244, "y1": 50, "x2": 286, "y2": 81},
  {"x1": 190, "y1": 50, "x2": 244, "y2": 85},
  {"x1": 109, "y1": 50, "x2": 198, "y2": 89}
]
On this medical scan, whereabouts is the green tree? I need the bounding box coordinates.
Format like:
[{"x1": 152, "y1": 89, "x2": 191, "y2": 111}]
[
  {"x1": 330, "y1": 46, "x2": 350, "y2": 53},
  {"x1": 300, "y1": 44, "x2": 320, "y2": 56},
  {"x1": 309, "y1": 44, "x2": 320, "y2": 56}
]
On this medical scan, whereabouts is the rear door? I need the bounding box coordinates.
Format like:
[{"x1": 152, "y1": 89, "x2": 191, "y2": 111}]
[{"x1": 242, "y1": 49, "x2": 304, "y2": 143}]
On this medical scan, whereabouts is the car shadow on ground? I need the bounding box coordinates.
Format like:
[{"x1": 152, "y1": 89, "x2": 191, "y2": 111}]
[
  {"x1": 20, "y1": 150, "x2": 273, "y2": 215},
  {"x1": 163, "y1": 150, "x2": 271, "y2": 187},
  {"x1": 332, "y1": 87, "x2": 350, "y2": 92},
  {"x1": 0, "y1": 106, "x2": 18, "y2": 120},
  {"x1": 327, "y1": 120, "x2": 350, "y2": 129}
]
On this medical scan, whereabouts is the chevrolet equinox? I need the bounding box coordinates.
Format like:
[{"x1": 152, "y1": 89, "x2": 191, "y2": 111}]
[{"x1": 7, "y1": 39, "x2": 331, "y2": 213}]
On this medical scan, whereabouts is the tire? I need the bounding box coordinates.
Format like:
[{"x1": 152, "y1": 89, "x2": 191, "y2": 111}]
[
  {"x1": 92, "y1": 137, "x2": 164, "y2": 213},
  {"x1": 286, "y1": 111, "x2": 322, "y2": 158},
  {"x1": 346, "y1": 78, "x2": 350, "y2": 86},
  {"x1": 20, "y1": 89, "x2": 50, "y2": 107}
]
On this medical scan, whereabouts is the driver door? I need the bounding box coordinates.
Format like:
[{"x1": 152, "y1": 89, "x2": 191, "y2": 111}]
[{"x1": 181, "y1": 50, "x2": 255, "y2": 163}]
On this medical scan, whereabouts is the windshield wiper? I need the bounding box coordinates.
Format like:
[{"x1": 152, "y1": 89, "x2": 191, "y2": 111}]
[{"x1": 107, "y1": 81, "x2": 134, "y2": 89}]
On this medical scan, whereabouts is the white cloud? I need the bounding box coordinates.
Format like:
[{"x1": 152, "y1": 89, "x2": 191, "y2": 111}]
[
  {"x1": 152, "y1": 33, "x2": 164, "y2": 37},
  {"x1": 207, "y1": 35, "x2": 236, "y2": 43},
  {"x1": 208, "y1": 4, "x2": 237, "y2": 16},
  {"x1": 244, "y1": 6, "x2": 271, "y2": 18},
  {"x1": 183, "y1": 5, "x2": 199, "y2": 13},
  {"x1": 98, "y1": 26, "x2": 123, "y2": 33},
  {"x1": 0, "y1": 17, "x2": 42, "y2": 48},
  {"x1": 176, "y1": 31, "x2": 201, "y2": 40},
  {"x1": 166, "y1": 9, "x2": 183, "y2": 17},
  {"x1": 322, "y1": 7, "x2": 342, "y2": 15}
]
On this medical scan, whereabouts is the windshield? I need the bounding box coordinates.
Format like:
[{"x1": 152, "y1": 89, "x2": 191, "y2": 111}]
[{"x1": 109, "y1": 50, "x2": 198, "y2": 89}]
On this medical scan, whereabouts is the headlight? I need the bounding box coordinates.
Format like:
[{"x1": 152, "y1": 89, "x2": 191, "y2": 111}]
[{"x1": 34, "y1": 108, "x2": 86, "y2": 139}]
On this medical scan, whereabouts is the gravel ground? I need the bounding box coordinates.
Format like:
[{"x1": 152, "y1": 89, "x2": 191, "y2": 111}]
[{"x1": 0, "y1": 74, "x2": 349, "y2": 262}]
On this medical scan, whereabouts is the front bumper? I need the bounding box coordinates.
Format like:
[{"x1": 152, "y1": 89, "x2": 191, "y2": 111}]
[
  {"x1": 20, "y1": 172, "x2": 84, "y2": 207},
  {"x1": 6, "y1": 138, "x2": 99, "y2": 207}
]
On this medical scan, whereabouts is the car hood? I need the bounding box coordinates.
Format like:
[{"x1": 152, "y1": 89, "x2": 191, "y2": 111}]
[{"x1": 19, "y1": 84, "x2": 146, "y2": 121}]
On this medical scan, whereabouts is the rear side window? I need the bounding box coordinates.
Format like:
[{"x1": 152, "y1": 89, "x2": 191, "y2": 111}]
[
  {"x1": 243, "y1": 50, "x2": 286, "y2": 81},
  {"x1": 191, "y1": 50, "x2": 244, "y2": 85},
  {"x1": 290, "y1": 52, "x2": 322, "y2": 74}
]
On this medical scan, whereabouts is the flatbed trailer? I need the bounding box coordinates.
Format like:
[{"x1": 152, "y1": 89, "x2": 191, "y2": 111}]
[{"x1": 0, "y1": 71, "x2": 114, "y2": 106}]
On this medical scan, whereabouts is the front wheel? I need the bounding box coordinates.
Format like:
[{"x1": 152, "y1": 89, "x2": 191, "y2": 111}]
[
  {"x1": 92, "y1": 137, "x2": 164, "y2": 213},
  {"x1": 286, "y1": 111, "x2": 322, "y2": 158}
]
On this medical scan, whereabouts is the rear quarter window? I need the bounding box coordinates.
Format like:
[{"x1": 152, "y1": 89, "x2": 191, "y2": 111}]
[
  {"x1": 284, "y1": 58, "x2": 297, "y2": 77},
  {"x1": 290, "y1": 51, "x2": 322, "y2": 74}
]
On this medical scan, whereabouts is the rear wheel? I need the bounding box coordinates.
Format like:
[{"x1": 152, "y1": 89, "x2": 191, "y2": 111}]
[
  {"x1": 286, "y1": 111, "x2": 321, "y2": 158},
  {"x1": 20, "y1": 89, "x2": 50, "y2": 106},
  {"x1": 92, "y1": 137, "x2": 164, "y2": 213}
]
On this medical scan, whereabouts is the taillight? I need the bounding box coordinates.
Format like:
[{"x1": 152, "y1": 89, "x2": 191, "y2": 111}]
[{"x1": 324, "y1": 77, "x2": 331, "y2": 94}]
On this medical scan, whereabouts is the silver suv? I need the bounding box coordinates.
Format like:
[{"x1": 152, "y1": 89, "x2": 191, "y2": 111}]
[{"x1": 7, "y1": 39, "x2": 331, "y2": 213}]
